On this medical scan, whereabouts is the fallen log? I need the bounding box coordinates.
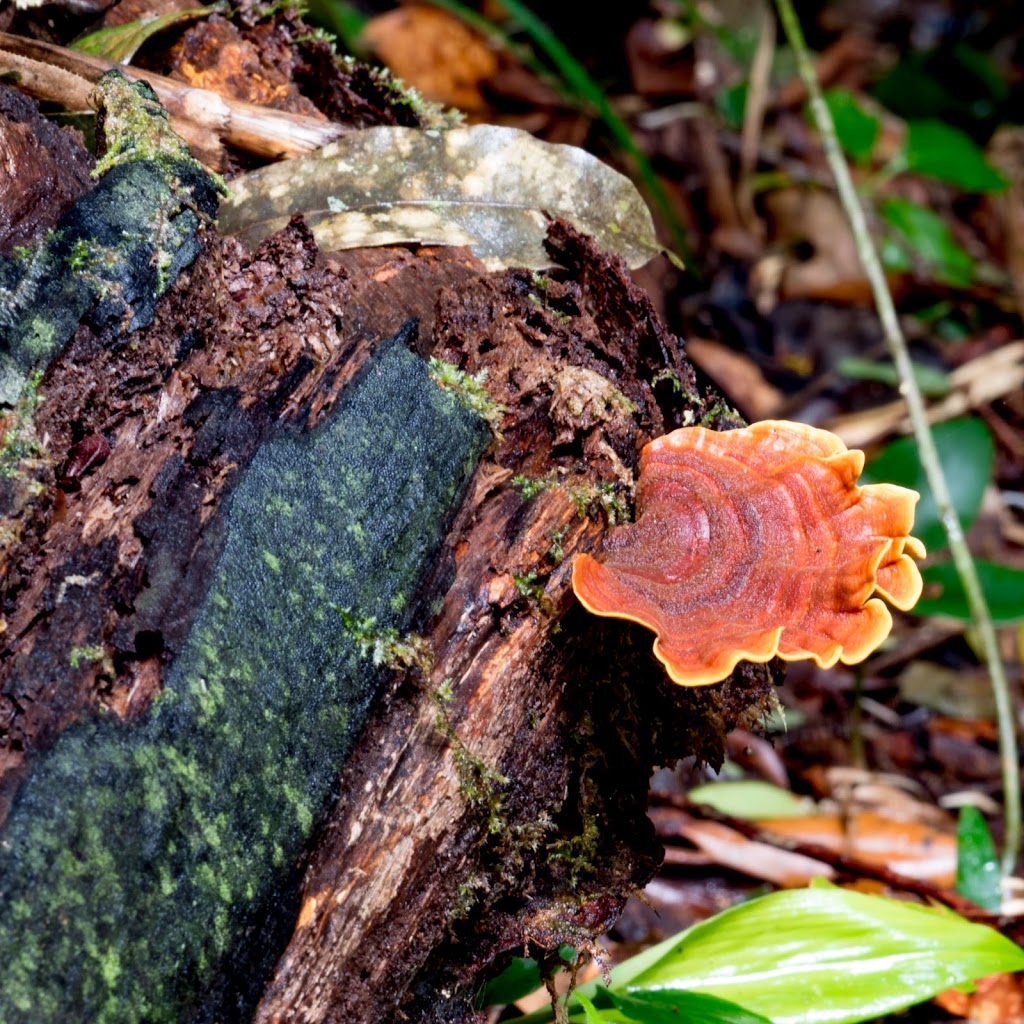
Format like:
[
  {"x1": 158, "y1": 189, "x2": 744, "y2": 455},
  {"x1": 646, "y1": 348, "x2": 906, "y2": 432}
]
[{"x1": 0, "y1": 64, "x2": 774, "y2": 1024}]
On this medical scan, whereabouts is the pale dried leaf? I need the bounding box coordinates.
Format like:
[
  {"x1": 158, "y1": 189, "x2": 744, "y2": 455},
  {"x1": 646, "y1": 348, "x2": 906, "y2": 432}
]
[{"x1": 217, "y1": 125, "x2": 663, "y2": 270}]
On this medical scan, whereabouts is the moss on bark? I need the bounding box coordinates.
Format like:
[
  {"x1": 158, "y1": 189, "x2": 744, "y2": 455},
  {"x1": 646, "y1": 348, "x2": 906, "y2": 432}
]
[{"x1": 0, "y1": 332, "x2": 490, "y2": 1022}]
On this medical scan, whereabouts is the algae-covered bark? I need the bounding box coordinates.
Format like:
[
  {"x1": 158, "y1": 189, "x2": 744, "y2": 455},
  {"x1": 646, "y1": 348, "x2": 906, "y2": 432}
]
[
  {"x1": 0, "y1": 331, "x2": 490, "y2": 1023},
  {"x1": 0, "y1": 72, "x2": 223, "y2": 404}
]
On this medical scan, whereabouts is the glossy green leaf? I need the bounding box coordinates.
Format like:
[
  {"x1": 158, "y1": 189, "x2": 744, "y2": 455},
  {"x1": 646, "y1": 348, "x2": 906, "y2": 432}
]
[
  {"x1": 614, "y1": 887, "x2": 1024, "y2": 1024},
  {"x1": 836, "y1": 356, "x2": 950, "y2": 397},
  {"x1": 569, "y1": 990, "x2": 772, "y2": 1024},
  {"x1": 861, "y1": 417, "x2": 994, "y2": 553},
  {"x1": 915, "y1": 560, "x2": 1024, "y2": 623},
  {"x1": 219, "y1": 125, "x2": 663, "y2": 271},
  {"x1": 821, "y1": 89, "x2": 879, "y2": 163},
  {"x1": 957, "y1": 806, "x2": 1002, "y2": 911},
  {"x1": 71, "y1": 4, "x2": 225, "y2": 63},
  {"x1": 880, "y1": 197, "x2": 975, "y2": 287},
  {"x1": 688, "y1": 781, "x2": 815, "y2": 820},
  {"x1": 575, "y1": 993, "x2": 613, "y2": 1023},
  {"x1": 903, "y1": 120, "x2": 1006, "y2": 193},
  {"x1": 481, "y1": 956, "x2": 544, "y2": 1007}
]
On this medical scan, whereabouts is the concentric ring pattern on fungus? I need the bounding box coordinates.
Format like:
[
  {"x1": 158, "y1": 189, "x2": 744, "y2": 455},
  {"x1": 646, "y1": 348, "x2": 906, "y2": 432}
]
[{"x1": 572, "y1": 420, "x2": 925, "y2": 686}]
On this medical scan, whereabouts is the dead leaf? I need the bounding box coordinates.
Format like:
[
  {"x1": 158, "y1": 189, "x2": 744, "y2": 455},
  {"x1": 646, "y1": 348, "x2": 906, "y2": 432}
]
[
  {"x1": 655, "y1": 811, "x2": 836, "y2": 887},
  {"x1": 217, "y1": 125, "x2": 663, "y2": 270},
  {"x1": 362, "y1": 5, "x2": 498, "y2": 113},
  {"x1": 758, "y1": 811, "x2": 957, "y2": 885},
  {"x1": 761, "y1": 187, "x2": 874, "y2": 304},
  {"x1": 899, "y1": 660, "x2": 997, "y2": 719},
  {"x1": 684, "y1": 337, "x2": 784, "y2": 420},
  {"x1": 936, "y1": 972, "x2": 1024, "y2": 1023}
]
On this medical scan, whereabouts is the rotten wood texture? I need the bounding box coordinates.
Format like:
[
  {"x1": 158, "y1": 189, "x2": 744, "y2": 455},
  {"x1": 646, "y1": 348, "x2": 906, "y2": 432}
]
[
  {"x1": 2, "y1": 207, "x2": 773, "y2": 1023},
  {"x1": 0, "y1": 216, "x2": 485, "y2": 821},
  {"x1": 0, "y1": 83, "x2": 93, "y2": 252},
  {"x1": 253, "y1": 223, "x2": 775, "y2": 1024}
]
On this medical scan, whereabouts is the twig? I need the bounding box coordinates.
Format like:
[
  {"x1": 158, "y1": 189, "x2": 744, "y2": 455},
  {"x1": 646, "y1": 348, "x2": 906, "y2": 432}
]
[
  {"x1": 774, "y1": 0, "x2": 1021, "y2": 876},
  {"x1": 0, "y1": 33, "x2": 347, "y2": 168}
]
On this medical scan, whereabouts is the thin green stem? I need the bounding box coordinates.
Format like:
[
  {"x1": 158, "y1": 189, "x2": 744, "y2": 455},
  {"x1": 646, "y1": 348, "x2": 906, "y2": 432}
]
[{"x1": 774, "y1": 0, "x2": 1020, "y2": 876}]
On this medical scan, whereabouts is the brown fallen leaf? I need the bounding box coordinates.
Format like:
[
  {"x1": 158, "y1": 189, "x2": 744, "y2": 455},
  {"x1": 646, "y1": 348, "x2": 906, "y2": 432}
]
[
  {"x1": 761, "y1": 187, "x2": 875, "y2": 304},
  {"x1": 654, "y1": 810, "x2": 836, "y2": 887},
  {"x1": 757, "y1": 811, "x2": 957, "y2": 886},
  {"x1": 936, "y1": 971, "x2": 1024, "y2": 1023},
  {"x1": 362, "y1": 5, "x2": 498, "y2": 113}
]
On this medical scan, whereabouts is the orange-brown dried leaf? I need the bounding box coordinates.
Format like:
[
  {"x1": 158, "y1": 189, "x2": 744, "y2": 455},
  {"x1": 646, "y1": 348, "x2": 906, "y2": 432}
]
[
  {"x1": 572, "y1": 420, "x2": 924, "y2": 686},
  {"x1": 362, "y1": 6, "x2": 498, "y2": 113}
]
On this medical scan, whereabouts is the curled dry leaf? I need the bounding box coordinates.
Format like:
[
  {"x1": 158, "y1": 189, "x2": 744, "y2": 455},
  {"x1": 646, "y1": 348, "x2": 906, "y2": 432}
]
[
  {"x1": 217, "y1": 125, "x2": 663, "y2": 270},
  {"x1": 573, "y1": 420, "x2": 925, "y2": 686}
]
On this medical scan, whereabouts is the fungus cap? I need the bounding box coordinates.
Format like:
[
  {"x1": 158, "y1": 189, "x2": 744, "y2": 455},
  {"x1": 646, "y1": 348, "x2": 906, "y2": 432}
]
[{"x1": 572, "y1": 420, "x2": 925, "y2": 686}]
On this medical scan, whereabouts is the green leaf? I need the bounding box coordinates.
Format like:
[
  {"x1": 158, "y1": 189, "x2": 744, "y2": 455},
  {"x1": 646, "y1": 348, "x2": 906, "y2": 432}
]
[
  {"x1": 880, "y1": 197, "x2": 975, "y2": 287},
  {"x1": 821, "y1": 89, "x2": 879, "y2": 164},
  {"x1": 219, "y1": 125, "x2": 663, "y2": 271},
  {"x1": 836, "y1": 356, "x2": 950, "y2": 397},
  {"x1": 861, "y1": 417, "x2": 994, "y2": 553},
  {"x1": 481, "y1": 956, "x2": 544, "y2": 1007},
  {"x1": 574, "y1": 992, "x2": 618, "y2": 1023},
  {"x1": 607, "y1": 989, "x2": 772, "y2": 1024},
  {"x1": 957, "y1": 806, "x2": 1002, "y2": 911},
  {"x1": 915, "y1": 560, "x2": 1024, "y2": 623},
  {"x1": 903, "y1": 120, "x2": 1006, "y2": 193},
  {"x1": 687, "y1": 781, "x2": 816, "y2": 820},
  {"x1": 718, "y1": 82, "x2": 749, "y2": 132},
  {"x1": 615, "y1": 887, "x2": 1024, "y2": 1024},
  {"x1": 71, "y1": 4, "x2": 225, "y2": 63}
]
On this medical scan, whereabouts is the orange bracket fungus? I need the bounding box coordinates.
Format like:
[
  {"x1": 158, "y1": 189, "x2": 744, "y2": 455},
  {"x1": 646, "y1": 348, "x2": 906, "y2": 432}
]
[{"x1": 572, "y1": 420, "x2": 925, "y2": 686}]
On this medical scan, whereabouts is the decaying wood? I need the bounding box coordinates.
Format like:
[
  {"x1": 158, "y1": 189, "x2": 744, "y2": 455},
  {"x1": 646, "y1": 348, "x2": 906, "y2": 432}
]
[
  {"x1": 0, "y1": 33, "x2": 776, "y2": 1024},
  {"x1": 251, "y1": 223, "x2": 776, "y2": 1024}
]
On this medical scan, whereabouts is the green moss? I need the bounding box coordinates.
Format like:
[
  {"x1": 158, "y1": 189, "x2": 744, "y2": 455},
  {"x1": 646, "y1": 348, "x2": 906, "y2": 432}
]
[
  {"x1": 527, "y1": 291, "x2": 572, "y2": 324},
  {"x1": 427, "y1": 357, "x2": 507, "y2": 432},
  {"x1": 0, "y1": 370, "x2": 45, "y2": 478},
  {"x1": 699, "y1": 399, "x2": 742, "y2": 428},
  {"x1": 567, "y1": 481, "x2": 629, "y2": 525},
  {"x1": 546, "y1": 814, "x2": 601, "y2": 890},
  {"x1": 336, "y1": 608, "x2": 433, "y2": 673},
  {"x1": 546, "y1": 526, "x2": 568, "y2": 564},
  {"x1": 511, "y1": 473, "x2": 556, "y2": 501},
  {"x1": 650, "y1": 367, "x2": 682, "y2": 393},
  {"x1": 512, "y1": 569, "x2": 554, "y2": 615},
  {"x1": 68, "y1": 645, "x2": 107, "y2": 669},
  {"x1": 0, "y1": 336, "x2": 490, "y2": 1023},
  {"x1": 91, "y1": 72, "x2": 226, "y2": 195},
  {"x1": 449, "y1": 873, "x2": 489, "y2": 921},
  {"x1": 358, "y1": 61, "x2": 464, "y2": 130},
  {"x1": 430, "y1": 681, "x2": 509, "y2": 837}
]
